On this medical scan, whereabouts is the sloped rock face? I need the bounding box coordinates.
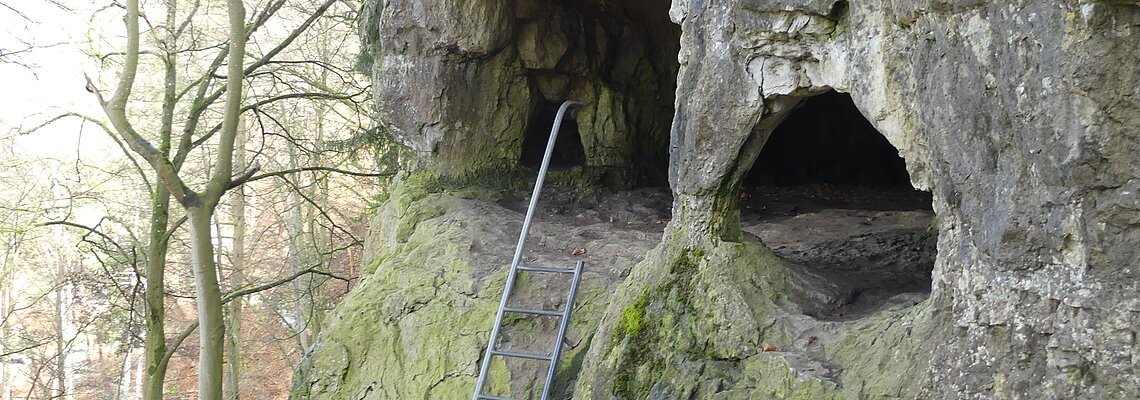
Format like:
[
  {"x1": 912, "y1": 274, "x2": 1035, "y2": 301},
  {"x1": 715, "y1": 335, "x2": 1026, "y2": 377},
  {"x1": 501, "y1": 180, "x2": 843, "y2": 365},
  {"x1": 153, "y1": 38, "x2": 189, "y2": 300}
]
[
  {"x1": 290, "y1": 178, "x2": 670, "y2": 399},
  {"x1": 300, "y1": 0, "x2": 1139, "y2": 399}
]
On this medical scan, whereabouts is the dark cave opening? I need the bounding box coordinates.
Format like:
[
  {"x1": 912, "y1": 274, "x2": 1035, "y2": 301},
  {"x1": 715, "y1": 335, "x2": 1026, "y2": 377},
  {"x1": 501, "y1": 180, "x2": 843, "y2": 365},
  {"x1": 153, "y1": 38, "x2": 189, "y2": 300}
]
[
  {"x1": 520, "y1": 100, "x2": 587, "y2": 170},
  {"x1": 740, "y1": 91, "x2": 936, "y2": 320},
  {"x1": 505, "y1": 0, "x2": 679, "y2": 250},
  {"x1": 514, "y1": 0, "x2": 679, "y2": 187},
  {"x1": 746, "y1": 91, "x2": 916, "y2": 192}
]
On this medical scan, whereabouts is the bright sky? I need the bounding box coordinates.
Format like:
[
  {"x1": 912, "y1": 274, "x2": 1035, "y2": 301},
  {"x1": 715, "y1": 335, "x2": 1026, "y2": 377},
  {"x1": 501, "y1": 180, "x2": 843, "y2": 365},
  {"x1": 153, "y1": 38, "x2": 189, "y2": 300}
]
[
  {"x1": 1, "y1": 2, "x2": 134, "y2": 232},
  {"x1": 1, "y1": 2, "x2": 120, "y2": 161}
]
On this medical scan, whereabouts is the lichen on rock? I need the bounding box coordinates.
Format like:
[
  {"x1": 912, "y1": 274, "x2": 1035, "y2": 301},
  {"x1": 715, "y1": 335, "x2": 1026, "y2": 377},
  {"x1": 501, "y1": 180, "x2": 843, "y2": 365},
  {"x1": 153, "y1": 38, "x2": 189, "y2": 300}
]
[
  {"x1": 293, "y1": 174, "x2": 669, "y2": 399},
  {"x1": 299, "y1": 0, "x2": 1140, "y2": 398}
]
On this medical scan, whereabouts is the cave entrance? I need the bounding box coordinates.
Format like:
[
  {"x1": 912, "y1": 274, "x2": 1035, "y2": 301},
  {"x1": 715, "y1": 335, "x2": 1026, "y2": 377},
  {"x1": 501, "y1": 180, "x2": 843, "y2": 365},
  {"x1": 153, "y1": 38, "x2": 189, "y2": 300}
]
[
  {"x1": 740, "y1": 91, "x2": 936, "y2": 320},
  {"x1": 507, "y1": 0, "x2": 679, "y2": 228},
  {"x1": 745, "y1": 91, "x2": 920, "y2": 196},
  {"x1": 520, "y1": 100, "x2": 587, "y2": 170},
  {"x1": 514, "y1": 0, "x2": 679, "y2": 187}
]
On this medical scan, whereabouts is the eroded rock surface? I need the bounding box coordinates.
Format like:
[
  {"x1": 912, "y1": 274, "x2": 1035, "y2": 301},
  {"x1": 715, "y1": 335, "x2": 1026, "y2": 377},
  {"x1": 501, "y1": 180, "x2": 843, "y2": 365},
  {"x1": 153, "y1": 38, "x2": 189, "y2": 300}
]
[
  {"x1": 359, "y1": 0, "x2": 678, "y2": 185},
  {"x1": 299, "y1": 0, "x2": 1140, "y2": 399},
  {"x1": 582, "y1": 1, "x2": 1139, "y2": 399}
]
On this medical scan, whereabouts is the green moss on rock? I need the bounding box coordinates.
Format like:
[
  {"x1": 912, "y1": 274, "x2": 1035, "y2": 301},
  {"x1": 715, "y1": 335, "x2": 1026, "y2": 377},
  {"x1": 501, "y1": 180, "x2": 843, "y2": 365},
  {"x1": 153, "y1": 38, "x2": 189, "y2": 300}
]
[
  {"x1": 294, "y1": 175, "x2": 627, "y2": 399},
  {"x1": 615, "y1": 288, "x2": 650, "y2": 343}
]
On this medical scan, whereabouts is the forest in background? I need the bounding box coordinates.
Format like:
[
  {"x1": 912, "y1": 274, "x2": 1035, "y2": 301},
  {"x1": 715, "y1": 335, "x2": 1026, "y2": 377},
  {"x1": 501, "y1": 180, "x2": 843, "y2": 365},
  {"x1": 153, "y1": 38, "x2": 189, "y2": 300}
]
[{"x1": 0, "y1": 1, "x2": 399, "y2": 398}]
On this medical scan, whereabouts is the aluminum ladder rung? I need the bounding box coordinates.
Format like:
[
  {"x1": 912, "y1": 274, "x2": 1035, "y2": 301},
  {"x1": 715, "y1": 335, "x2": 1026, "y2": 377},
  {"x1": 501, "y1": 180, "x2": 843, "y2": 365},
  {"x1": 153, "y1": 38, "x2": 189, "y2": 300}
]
[
  {"x1": 476, "y1": 395, "x2": 519, "y2": 400},
  {"x1": 503, "y1": 306, "x2": 563, "y2": 316},
  {"x1": 516, "y1": 265, "x2": 576, "y2": 273},
  {"x1": 490, "y1": 349, "x2": 553, "y2": 361}
]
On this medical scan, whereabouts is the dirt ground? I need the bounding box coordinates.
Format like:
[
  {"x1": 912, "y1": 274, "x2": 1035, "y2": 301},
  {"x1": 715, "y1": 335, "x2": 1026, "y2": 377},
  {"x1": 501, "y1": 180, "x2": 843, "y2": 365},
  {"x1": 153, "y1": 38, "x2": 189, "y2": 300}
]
[
  {"x1": 497, "y1": 183, "x2": 936, "y2": 321},
  {"x1": 738, "y1": 184, "x2": 936, "y2": 320}
]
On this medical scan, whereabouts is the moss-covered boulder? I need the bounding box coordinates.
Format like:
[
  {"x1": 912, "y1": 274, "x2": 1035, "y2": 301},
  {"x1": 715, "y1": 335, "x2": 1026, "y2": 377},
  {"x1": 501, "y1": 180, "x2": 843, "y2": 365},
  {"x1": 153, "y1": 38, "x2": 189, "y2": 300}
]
[{"x1": 292, "y1": 176, "x2": 667, "y2": 399}]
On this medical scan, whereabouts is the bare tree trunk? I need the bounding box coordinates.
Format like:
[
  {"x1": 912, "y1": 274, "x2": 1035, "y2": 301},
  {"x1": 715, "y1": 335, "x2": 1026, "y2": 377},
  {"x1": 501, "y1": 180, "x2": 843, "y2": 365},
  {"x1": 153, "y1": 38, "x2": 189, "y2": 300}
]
[
  {"x1": 53, "y1": 257, "x2": 63, "y2": 399},
  {"x1": 0, "y1": 283, "x2": 7, "y2": 400},
  {"x1": 192, "y1": 0, "x2": 246, "y2": 397},
  {"x1": 284, "y1": 144, "x2": 312, "y2": 351},
  {"x1": 134, "y1": 351, "x2": 144, "y2": 400},
  {"x1": 143, "y1": 186, "x2": 171, "y2": 400},
  {"x1": 307, "y1": 33, "x2": 331, "y2": 340},
  {"x1": 119, "y1": 346, "x2": 135, "y2": 399},
  {"x1": 53, "y1": 254, "x2": 67, "y2": 399},
  {"x1": 187, "y1": 208, "x2": 225, "y2": 400},
  {"x1": 141, "y1": 1, "x2": 179, "y2": 397},
  {"x1": 223, "y1": 121, "x2": 247, "y2": 400},
  {"x1": 1, "y1": 234, "x2": 14, "y2": 400}
]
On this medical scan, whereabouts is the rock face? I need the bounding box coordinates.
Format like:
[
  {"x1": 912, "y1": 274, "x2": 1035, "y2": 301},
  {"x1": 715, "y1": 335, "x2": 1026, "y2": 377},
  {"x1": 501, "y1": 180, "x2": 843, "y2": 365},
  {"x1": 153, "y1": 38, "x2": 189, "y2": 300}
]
[
  {"x1": 359, "y1": 0, "x2": 678, "y2": 185},
  {"x1": 298, "y1": 0, "x2": 1140, "y2": 399}
]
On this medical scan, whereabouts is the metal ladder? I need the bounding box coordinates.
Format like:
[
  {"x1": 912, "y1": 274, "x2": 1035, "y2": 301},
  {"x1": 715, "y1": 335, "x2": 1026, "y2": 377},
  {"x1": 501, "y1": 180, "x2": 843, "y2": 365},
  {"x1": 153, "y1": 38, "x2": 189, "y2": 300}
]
[{"x1": 473, "y1": 100, "x2": 584, "y2": 400}]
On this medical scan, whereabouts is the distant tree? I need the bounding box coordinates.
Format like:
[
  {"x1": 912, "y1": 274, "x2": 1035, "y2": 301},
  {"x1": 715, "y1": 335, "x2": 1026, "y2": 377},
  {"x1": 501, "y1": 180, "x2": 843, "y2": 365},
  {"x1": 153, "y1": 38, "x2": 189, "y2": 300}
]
[
  {"x1": 8, "y1": 0, "x2": 392, "y2": 398},
  {"x1": 82, "y1": 0, "x2": 364, "y2": 398}
]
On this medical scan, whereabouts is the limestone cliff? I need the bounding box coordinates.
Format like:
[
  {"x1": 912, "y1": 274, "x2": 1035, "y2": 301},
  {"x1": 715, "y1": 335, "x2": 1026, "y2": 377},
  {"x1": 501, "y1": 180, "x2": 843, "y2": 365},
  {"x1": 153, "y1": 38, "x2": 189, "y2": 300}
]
[{"x1": 296, "y1": 1, "x2": 1139, "y2": 399}]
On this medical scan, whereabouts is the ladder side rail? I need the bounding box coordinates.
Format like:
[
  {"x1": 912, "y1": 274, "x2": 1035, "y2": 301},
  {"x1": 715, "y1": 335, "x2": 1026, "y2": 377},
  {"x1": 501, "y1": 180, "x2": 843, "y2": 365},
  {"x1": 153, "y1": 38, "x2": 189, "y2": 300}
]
[
  {"x1": 510, "y1": 100, "x2": 582, "y2": 270},
  {"x1": 540, "y1": 260, "x2": 585, "y2": 400},
  {"x1": 473, "y1": 100, "x2": 582, "y2": 400}
]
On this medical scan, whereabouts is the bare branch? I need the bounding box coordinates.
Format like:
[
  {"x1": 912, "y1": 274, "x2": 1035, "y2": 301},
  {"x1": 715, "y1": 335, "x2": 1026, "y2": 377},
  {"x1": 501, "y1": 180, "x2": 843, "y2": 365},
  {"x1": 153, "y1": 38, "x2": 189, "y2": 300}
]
[
  {"x1": 225, "y1": 161, "x2": 261, "y2": 190},
  {"x1": 1, "y1": 341, "x2": 51, "y2": 358},
  {"x1": 162, "y1": 266, "x2": 344, "y2": 365},
  {"x1": 243, "y1": 0, "x2": 338, "y2": 76},
  {"x1": 172, "y1": 0, "x2": 292, "y2": 168},
  {"x1": 164, "y1": 321, "x2": 198, "y2": 367},
  {"x1": 90, "y1": 0, "x2": 197, "y2": 206},
  {"x1": 35, "y1": 220, "x2": 130, "y2": 260},
  {"x1": 161, "y1": 215, "x2": 187, "y2": 244},
  {"x1": 17, "y1": 112, "x2": 153, "y2": 191},
  {"x1": 190, "y1": 87, "x2": 368, "y2": 150},
  {"x1": 0, "y1": 4, "x2": 30, "y2": 21},
  {"x1": 247, "y1": 166, "x2": 396, "y2": 184},
  {"x1": 222, "y1": 267, "x2": 347, "y2": 304}
]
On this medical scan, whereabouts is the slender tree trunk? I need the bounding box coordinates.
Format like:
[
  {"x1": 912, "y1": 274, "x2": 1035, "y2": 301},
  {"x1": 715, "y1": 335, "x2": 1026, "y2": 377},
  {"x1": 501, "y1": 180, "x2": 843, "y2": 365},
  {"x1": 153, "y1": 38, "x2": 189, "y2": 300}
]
[
  {"x1": 119, "y1": 346, "x2": 135, "y2": 399},
  {"x1": 300, "y1": 13, "x2": 341, "y2": 340},
  {"x1": 0, "y1": 281, "x2": 7, "y2": 400},
  {"x1": 134, "y1": 351, "x2": 144, "y2": 399},
  {"x1": 187, "y1": 208, "x2": 225, "y2": 400},
  {"x1": 284, "y1": 145, "x2": 312, "y2": 350},
  {"x1": 195, "y1": 1, "x2": 245, "y2": 398},
  {"x1": 223, "y1": 121, "x2": 247, "y2": 400},
  {"x1": 142, "y1": 1, "x2": 179, "y2": 396},
  {"x1": 284, "y1": 140, "x2": 330, "y2": 351},
  {"x1": 0, "y1": 234, "x2": 15, "y2": 400},
  {"x1": 143, "y1": 187, "x2": 171, "y2": 400},
  {"x1": 53, "y1": 254, "x2": 68, "y2": 399},
  {"x1": 307, "y1": 44, "x2": 330, "y2": 341}
]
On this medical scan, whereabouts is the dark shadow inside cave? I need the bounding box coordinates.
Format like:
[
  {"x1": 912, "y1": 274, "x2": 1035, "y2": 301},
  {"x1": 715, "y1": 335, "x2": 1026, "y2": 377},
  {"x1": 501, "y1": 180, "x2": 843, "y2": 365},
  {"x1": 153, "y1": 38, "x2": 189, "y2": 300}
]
[
  {"x1": 514, "y1": 0, "x2": 679, "y2": 187},
  {"x1": 746, "y1": 91, "x2": 915, "y2": 191},
  {"x1": 740, "y1": 91, "x2": 936, "y2": 320},
  {"x1": 521, "y1": 100, "x2": 587, "y2": 170}
]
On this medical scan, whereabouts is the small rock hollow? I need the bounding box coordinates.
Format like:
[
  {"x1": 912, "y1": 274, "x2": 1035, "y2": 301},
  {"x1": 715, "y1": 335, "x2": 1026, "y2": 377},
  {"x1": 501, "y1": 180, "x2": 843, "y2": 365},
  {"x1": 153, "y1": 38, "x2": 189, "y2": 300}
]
[{"x1": 741, "y1": 91, "x2": 937, "y2": 320}]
